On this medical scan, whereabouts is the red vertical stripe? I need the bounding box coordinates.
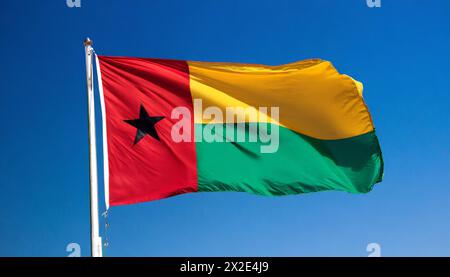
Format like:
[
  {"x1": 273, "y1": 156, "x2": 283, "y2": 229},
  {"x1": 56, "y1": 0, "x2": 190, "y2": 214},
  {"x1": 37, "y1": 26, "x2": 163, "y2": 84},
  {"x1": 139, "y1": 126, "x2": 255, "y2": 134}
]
[{"x1": 98, "y1": 56, "x2": 197, "y2": 206}]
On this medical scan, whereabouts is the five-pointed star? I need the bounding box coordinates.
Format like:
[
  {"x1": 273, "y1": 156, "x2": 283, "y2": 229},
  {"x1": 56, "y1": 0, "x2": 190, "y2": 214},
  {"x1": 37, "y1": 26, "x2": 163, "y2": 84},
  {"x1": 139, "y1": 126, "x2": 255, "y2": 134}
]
[{"x1": 124, "y1": 104, "x2": 164, "y2": 145}]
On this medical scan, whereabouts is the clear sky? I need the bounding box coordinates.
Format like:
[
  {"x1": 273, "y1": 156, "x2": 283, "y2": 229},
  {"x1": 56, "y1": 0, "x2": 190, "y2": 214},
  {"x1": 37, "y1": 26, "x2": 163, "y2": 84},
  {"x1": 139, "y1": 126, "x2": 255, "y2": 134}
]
[{"x1": 0, "y1": 0, "x2": 449, "y2": 257}]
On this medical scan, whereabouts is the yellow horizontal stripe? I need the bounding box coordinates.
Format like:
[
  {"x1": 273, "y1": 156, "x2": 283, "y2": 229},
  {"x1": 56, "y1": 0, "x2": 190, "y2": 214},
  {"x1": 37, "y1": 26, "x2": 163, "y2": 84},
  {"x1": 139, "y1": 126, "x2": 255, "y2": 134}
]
[{"x1": 188, "y1": 59, "x2": 374, "y2": 140}]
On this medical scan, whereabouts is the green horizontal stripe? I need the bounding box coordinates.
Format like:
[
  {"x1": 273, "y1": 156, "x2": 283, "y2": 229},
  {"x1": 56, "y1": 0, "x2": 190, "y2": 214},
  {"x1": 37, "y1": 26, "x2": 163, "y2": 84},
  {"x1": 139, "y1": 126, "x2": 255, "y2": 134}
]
[{"x1": 195, "y1": 123, "x2": 383, "y2": 195}]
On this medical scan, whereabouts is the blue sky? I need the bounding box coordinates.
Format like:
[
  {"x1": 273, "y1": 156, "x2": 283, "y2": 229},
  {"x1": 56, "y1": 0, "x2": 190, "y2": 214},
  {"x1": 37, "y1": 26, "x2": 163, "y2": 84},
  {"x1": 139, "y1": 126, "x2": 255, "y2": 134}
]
[{"x1": 0, "y1": 0, "x2": 449, "y2": 257}]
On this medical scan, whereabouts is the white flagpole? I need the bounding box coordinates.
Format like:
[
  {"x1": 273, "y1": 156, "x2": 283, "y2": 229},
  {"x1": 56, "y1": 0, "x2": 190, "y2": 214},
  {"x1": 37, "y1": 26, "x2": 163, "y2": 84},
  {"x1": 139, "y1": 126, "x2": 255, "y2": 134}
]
[{"x1": 84, "y1": 38, "x2": 102, "y2": 257}]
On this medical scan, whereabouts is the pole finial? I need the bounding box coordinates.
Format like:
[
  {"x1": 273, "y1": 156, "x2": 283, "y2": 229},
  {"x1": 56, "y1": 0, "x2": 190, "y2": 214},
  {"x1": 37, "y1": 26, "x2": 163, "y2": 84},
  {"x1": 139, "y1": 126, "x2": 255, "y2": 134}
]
[{"x1": 84, "y1": 38, "x2": 92, "y2": 47}]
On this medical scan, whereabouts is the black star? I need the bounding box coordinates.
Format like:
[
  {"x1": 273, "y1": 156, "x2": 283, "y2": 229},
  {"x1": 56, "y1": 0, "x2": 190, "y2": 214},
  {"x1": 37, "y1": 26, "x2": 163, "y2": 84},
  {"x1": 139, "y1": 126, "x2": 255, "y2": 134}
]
[{"x1": 124, "y1": 104, "x2": 164, "y2": 145}]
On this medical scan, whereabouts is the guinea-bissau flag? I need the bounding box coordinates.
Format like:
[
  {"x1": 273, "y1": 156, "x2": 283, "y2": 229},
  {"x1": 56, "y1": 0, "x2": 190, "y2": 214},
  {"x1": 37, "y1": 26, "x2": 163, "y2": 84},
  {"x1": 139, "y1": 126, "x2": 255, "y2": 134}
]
[{"x1": 96, "y1": 56, "x2": 383, "y2": 207}]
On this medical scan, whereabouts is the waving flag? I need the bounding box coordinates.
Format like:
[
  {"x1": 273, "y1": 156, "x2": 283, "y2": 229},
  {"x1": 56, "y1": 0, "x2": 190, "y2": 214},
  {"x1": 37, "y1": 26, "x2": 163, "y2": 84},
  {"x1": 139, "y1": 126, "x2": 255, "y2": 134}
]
[{"x1": 96, "y1": 56, "x2": 383, "y2": 207}]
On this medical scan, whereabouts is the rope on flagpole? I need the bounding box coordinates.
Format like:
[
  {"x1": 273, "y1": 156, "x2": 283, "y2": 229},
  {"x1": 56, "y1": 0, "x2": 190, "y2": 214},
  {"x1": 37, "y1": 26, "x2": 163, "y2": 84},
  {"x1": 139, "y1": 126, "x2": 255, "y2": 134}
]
[
  {"x1": 102, "y1": 210, "x2": 110, "y2": 248},
  {"x1": 94, "y1": 46, "x2": 111, "y2": 250}
]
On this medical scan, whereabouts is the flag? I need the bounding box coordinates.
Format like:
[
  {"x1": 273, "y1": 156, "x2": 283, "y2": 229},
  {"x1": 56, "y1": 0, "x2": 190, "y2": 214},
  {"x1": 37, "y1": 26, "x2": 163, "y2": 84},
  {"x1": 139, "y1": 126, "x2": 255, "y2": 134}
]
[{"x1": 96, "y1": 56, "x2": 383, "y2": 207}]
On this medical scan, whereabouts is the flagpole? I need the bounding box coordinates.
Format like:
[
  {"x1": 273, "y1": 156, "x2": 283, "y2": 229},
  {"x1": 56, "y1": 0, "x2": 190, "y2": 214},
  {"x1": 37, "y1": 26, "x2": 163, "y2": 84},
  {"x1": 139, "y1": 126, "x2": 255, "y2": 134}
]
[{"x1": 84, "y1": 38, "x2": 102, "y2": 257}]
